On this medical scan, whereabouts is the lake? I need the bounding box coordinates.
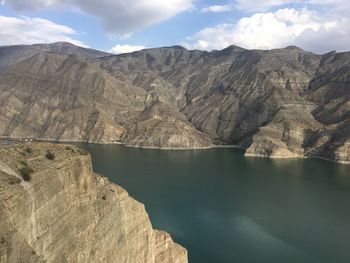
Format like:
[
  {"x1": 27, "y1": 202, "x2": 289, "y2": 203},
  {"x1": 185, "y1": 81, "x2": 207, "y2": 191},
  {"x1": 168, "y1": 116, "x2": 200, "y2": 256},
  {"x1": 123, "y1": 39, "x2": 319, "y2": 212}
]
[{"x1": 73, "y1": 143, "x2": 350, "y2": 263}]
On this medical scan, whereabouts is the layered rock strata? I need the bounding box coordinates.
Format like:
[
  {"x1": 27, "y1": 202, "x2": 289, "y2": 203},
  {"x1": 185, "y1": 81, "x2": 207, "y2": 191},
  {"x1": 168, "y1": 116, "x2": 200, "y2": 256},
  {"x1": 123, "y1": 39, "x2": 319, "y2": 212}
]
[
  {"x1": 0, "y1": 142, "x2": 187, "y2": 263},
  {"x1": 0, "y1": 42, "x2": 349, "y2": 163}
]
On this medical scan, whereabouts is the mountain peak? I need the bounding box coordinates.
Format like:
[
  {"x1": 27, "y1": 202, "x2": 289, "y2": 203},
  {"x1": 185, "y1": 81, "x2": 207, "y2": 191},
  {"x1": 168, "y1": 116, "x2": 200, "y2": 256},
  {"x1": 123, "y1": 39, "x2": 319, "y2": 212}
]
[
  {"x1": 284, "y1": 45, "x2": 304, "y2": 51},
  {"x1": 170, "y1": 45, "x2": 188, "y2": 50},
  {"x1": 225, "y1": 45, "x2": 245, "y2": 51}
]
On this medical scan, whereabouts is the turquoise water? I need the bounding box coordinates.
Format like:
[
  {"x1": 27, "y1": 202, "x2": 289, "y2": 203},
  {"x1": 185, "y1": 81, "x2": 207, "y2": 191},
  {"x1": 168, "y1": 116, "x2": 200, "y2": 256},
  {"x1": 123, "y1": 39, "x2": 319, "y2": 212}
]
[{"x1": 73, "y1": 143, "x2": 350, "y2": 263}]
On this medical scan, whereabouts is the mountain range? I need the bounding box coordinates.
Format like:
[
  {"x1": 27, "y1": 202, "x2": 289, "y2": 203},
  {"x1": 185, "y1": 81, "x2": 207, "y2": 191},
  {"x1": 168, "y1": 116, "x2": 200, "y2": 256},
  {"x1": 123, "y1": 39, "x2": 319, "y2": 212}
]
[{"x1": 0, "y1": 42, "x2": 349, "y2": 163}]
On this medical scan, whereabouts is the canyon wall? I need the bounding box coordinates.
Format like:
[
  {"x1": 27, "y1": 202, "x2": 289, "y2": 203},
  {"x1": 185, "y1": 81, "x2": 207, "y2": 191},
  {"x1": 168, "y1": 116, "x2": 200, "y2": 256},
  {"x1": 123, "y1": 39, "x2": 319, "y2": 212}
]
[{"x1": 0, "y1": 142, "x2": 187, "y2": 263}]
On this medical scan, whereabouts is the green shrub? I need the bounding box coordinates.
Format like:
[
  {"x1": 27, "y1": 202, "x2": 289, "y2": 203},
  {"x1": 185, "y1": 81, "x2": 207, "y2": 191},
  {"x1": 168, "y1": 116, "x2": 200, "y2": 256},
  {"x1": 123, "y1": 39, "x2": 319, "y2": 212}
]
[
  {"x1": 78, "y1": 148, "x2": 89, "y2": 155},
  {"x1": 25, "y1": 147, "x2": 33, "y2": 154},
  {"x1": 45, "y1": 151, "x2": 55, "y2": 160},
  {"x1": 20, "y1": 160, "x2": 28, "y2": 167},
  {"x1": 19, "y1": 166, "x2": 34, "y2": 181}
]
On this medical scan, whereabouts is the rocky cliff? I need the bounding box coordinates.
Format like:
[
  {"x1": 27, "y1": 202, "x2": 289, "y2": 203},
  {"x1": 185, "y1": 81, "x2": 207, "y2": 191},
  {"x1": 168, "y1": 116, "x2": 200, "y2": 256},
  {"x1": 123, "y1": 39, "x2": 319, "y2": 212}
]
[
  {"x1": 0, "y1": 142, "x2": 187, "y2": 263},
  {"x1": 0, "y1": 43, "x2": 349, "y2": 163}
]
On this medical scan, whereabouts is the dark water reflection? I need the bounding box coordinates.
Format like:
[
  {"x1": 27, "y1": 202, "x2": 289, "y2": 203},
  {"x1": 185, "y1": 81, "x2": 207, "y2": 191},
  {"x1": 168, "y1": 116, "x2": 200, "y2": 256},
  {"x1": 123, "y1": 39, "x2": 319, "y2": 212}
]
[{"x1": 72, "y1": 143, "x2": 350, "y2": 263}]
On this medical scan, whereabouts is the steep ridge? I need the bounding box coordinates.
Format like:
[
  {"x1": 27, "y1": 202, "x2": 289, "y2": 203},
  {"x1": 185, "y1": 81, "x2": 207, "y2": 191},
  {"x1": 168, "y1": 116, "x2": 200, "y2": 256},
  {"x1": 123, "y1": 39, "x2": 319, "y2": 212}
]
[
  {"x1": 0, "y1": 142, "x2": 187, "y2": 263},
  {"x1": 0, "y1": 43, "x2": 349, "y2": 162},
  {"x1": 0, "y1": 42, "x2": 110, "y2": 72}
]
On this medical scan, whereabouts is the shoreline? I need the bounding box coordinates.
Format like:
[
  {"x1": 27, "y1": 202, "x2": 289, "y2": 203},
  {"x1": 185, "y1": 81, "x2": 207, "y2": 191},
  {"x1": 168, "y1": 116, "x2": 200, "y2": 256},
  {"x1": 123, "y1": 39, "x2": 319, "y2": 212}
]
[
  {"x1": 0, "y1": 137, "x2": 348, "y2": 165},
  {"x1": 244, "y1": 152, "x2": 350, "y2": 165},
  {"x1": 123, "y1": 144, "x2": 244, "y2": 151},
  {"x1": 0, "y1": 137, "x2": 243, "y2": 150}
]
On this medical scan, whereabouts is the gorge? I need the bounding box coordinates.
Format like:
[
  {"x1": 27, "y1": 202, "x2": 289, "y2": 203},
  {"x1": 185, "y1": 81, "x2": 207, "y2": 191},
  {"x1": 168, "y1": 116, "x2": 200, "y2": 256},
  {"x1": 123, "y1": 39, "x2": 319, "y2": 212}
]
[{"x1": 0, "y1": 41, "x2": 349, "y2": 263}]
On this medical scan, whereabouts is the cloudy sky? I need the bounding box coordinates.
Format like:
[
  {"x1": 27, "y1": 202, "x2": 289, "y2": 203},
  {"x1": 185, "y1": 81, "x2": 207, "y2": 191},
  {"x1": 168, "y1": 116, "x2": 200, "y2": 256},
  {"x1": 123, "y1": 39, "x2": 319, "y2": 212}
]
[{"x1": 0, "y1": 0, "x2": 349, "y2": 54}]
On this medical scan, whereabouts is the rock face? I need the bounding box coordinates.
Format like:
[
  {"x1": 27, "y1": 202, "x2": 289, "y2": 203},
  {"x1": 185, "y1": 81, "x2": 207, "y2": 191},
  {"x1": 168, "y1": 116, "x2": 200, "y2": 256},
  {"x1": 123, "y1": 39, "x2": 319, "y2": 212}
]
[
  {"x1": 0, "y1": 43, "x2": 349, "y2": 163},
  {"x1": 0, "y1": 143, "x2": 187, "y2": 263}
]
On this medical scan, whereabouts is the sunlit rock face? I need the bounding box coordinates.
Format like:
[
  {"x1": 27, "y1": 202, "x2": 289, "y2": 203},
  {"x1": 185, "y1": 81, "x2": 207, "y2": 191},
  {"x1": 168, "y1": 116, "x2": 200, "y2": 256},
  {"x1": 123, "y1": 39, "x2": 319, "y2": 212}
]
[
  {"x1": 0, "y1": 142, "x2": 188, "y2": 263},
  {"x1": 0, "y1": 43, "x2": 349, "y2": 162}
]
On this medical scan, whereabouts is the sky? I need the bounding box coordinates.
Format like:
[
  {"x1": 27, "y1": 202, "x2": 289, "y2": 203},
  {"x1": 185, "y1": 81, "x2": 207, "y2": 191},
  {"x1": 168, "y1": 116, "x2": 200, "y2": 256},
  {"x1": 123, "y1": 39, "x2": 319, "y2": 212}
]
[{"x1": 0, "y1": 0, "x2": 349, "y2": 54}]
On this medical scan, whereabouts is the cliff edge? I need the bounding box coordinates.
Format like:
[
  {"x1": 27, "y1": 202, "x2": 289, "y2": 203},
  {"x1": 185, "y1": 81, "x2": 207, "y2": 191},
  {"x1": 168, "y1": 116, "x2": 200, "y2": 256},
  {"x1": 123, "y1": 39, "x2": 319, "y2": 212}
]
[{"x1": 0, "y1": 142, "x2": 187, "y2": 263}]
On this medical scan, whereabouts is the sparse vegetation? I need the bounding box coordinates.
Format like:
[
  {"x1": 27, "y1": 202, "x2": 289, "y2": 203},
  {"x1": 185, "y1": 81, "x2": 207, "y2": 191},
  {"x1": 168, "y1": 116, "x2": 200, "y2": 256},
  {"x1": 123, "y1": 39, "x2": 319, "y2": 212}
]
[
  {"x1": 19, "y1": 165, "x2": 34, "y2": 181},
  {"x1": 102, "y1": 195, "x2": 107, "y2": 200},
  {"x1": 45, "y1": 150, "x2": 55, "y2": 160},
  {"x1": 20, "y1": 160, "x2": 28, "y2": 166},
  {"x1": 78, "y1": 148, "x2": 89, "y2": 155},
  {"x1": 8, "y1": 176, "x2": 21, "y2": 185},
  {"x1": 25, "y1": 147, "x2": 33, "y2": 154}
]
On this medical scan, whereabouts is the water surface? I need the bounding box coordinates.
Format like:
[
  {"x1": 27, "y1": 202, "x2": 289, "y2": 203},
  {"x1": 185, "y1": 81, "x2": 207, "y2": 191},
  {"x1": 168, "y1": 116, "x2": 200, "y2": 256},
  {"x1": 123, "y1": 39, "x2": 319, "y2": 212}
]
[{"x1": 73, "y1": 143, "x2": 350, "y2": 263}]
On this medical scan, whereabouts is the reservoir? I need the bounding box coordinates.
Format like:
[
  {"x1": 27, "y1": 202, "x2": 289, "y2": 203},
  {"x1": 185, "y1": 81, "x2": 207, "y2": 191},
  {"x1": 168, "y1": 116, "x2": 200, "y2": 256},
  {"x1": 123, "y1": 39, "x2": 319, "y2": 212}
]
[{"x1": 73, "y1": 143, "x2": 350, "y2": 263}]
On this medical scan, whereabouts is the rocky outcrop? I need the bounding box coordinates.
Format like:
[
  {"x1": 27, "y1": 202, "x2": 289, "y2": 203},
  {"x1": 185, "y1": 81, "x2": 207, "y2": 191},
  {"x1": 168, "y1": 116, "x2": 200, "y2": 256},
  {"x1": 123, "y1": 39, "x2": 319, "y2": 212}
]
[
  {"x1": 0, "y1": 143, "x2": 187, "y2": 262},
  {"x1": 0, "y1": 43, "x2": 349, "y2": 162},
  {"x1": 123, "y1": 101, "x2": 212, "y2": 148}
]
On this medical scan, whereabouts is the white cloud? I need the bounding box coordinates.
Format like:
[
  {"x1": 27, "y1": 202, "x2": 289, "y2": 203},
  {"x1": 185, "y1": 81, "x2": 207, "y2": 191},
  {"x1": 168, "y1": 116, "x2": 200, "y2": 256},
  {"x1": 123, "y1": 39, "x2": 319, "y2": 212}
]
[
  {"x1": 108, "y1": 32, "x2": 133, "y2": 41},
  {"x1": 201, "y1": 4, "x2": 233, "y2": 13},
  {"x1": 3, "y1": 0, "x2": 194, "y2": 33},
  {"x1": 234, "y1": 0, "x2": 293, "y2": 11},
  {"x1": 109, "y1": 44, "x2": 147, "y2": 54},
  {"x1": 234, "y1": 0, "x2": 350, "y2": 12},
  {"x1": 0, "y1": 15, "x2": 85, "y2": 46},
  {"x1": 184, "y1": 8, "x2": 350, "y2": 53}
]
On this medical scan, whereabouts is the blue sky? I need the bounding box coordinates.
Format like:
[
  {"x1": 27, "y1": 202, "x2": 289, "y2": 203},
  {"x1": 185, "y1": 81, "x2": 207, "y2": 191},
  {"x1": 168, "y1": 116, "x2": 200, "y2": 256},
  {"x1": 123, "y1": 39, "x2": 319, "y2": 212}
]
[{"x1": 0, "y1": 0, "x2": 349, "y2": 54}]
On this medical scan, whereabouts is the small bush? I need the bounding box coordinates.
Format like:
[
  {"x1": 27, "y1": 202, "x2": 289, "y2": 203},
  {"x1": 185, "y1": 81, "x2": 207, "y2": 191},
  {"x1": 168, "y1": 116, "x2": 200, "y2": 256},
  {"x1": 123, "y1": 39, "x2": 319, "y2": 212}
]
[
  {"x1": 20, "y1": 160, "x2": 28, "y2": 167},
  {"x1": 25, "y1": 147, "x2": 33, "y2": 154},
  {"x1": 45, "y1": 151, "x2": 55, "y2": 160},
  {"x1": 78, "y1": 149, "x2": 89, "y2": 155},
  {"x1": 19, "y1": 166, "x2": 34, "y2": 181},
  {"x1": 102, "y1": 195, "x2": 107, "y2": 200}
]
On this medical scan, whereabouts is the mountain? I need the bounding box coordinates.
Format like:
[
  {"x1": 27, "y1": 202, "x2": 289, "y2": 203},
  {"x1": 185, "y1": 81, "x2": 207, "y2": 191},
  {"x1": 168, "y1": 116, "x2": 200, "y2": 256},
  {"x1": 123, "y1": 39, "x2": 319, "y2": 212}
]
[
  {"x1": 0, "y1": 42, "x2": 109, "y2": 72},
  {"x1": 0, "y1": 43, "x2": 349, "y2": 163},
  {"x1": 0, "y1": 142, "x2": 187, "y2": 262}
]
